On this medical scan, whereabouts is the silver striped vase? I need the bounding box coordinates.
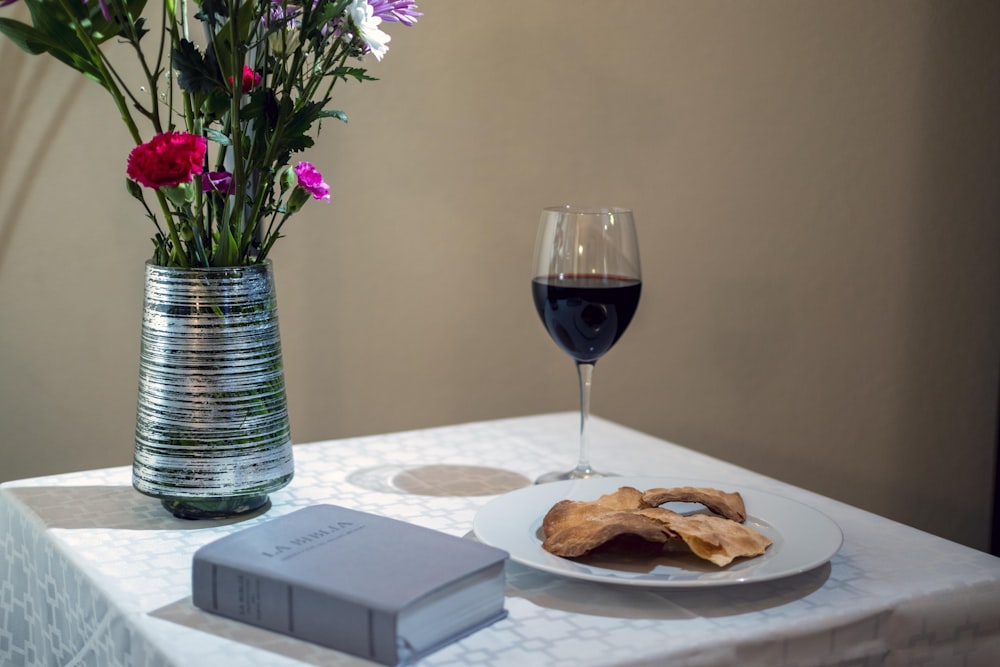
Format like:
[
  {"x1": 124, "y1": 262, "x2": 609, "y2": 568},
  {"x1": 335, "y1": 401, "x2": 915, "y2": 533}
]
[{"x1": 132, "y1": 260, "x2": 294, "y2": 519}]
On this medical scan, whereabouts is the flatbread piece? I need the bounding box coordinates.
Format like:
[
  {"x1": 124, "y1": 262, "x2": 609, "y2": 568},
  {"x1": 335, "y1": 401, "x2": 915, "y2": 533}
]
[{"x1": 541, "y1": 485, "x2": 772, "y2": 567}]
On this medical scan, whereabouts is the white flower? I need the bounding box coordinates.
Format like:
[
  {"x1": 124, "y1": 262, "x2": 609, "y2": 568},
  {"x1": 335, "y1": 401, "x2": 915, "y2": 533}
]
[
  {"x1": 348, "y1": 0, "x2": 391, "y2": 61},
  {"x1": 268, "y1": 27, "x2": 300, "y2": 56}
]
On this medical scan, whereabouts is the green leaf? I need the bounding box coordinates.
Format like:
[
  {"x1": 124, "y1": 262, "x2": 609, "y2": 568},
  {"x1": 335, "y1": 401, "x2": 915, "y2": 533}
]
[
  {"x1": 196, "y1": 0, "x2": 229, "y2": 25},
  {"x1": 200, "y1": 91, "x2": 231, "y2": 120},
  {"x1": 132, "y1": 17, "x2": 149, "y2": 42},
  {"x1": 0, "y1": 16, "x2": 101, "y2": 81},
  {"x1": 282, "y1": 134, "x2": 315, "y2": 154},
  {"x1": 85, "y1": 0, "x2": 149, "y2": 41},
  {"x1": 243, "y1": 89, "x2": 280, "y2": 129},
  {"x1": 125, "y1": 178, "x2": 146, "y2": 202},
  {"x1": 25, "y1": 0, "x2": 146, "y2": 45},
  {"x1": 5, "y1": 0, "x2": 147, "y2": 84},
  {"x1": 172, "y1": 39, "x2": 221, "y2": 94},
  {"x1": 320, "y1": 109, "x2": 349, "y2": 123},
  {"x1": 330, "y1": 66, "x2": 377, "y2": 83},
  {"x1": 204, "y1": 128, "x2": 231, "y2": 146},
  {"x1": 126, "y1": 178, "x2": 160, "y2": 224},
  {"x1": 0, "y1": 18, "x2": 53, "y2": 56},
  {"x1": 212, "y1": 227, "x2": 239, "y2": 267},
  {"x1": 270, "y1": 100, "x2": 324, "y2": 158},
  {"x1": 285, "y1": 101, "x2": 323, "y2": 137},
  {"x1": 314, "y1": 0, "x2": 351, "y2": 25}
]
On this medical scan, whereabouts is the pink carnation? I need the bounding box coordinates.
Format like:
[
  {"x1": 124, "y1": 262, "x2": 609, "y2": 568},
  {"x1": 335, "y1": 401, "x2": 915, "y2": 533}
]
[
  {"x1": 127, "y1": 132, "x2": 207, "y2": 190},
  {"x1": 293, "y1": 162, "x2": 330, "y2": 202},
  {"x1": 227, "y1": 66, "x2": 262, "y2": 94}
]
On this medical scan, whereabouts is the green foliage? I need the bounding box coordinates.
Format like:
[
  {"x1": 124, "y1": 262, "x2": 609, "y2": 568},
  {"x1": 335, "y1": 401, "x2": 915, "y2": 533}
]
[
  {"x1": 0, "y1": 0, "x2": 421, "y2": 267},
  {"x1": 320, "y1": 110, "x2": 349, "y2": 123},
  {"x1": 172, "y1": 40, "x2": 221, "y2": 95},
  {"x1": 0, "y1": 0, "x2": 148, "y2": 86},
  {"x1": 195, "y1": 0, "x2": 229, "y2": 24},
  {"x1": 331, "y1": 66, "x2": 377, "y2": 83},
  {"x1": 204, "y1": 128, "x2": 231, "y2": 146},
  {"x1": 0, "y1": 16, "x2": 60, "y2": 54}
]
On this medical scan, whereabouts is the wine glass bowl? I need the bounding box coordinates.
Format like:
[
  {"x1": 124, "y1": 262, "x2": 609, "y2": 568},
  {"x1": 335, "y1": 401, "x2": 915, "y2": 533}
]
[{"x1": 531, "y1": 206, "x2": 641, "y2": 483}]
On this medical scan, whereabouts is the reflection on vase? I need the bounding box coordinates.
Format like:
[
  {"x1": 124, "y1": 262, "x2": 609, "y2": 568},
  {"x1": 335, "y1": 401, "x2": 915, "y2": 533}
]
[{"x1": 132, "y1": 260, "x2": 294, "y2": 519}]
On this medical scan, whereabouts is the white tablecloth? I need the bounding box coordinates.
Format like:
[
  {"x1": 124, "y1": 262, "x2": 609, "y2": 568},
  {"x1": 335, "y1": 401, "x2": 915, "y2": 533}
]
[{"x1": 2, "y1": 413, "x2": 999, "y2": 666}]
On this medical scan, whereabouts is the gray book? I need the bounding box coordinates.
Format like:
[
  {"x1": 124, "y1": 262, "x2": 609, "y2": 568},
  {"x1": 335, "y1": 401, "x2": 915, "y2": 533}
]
[{"x1": 192, "y1": 504, "x2": 509, "y2": 665}]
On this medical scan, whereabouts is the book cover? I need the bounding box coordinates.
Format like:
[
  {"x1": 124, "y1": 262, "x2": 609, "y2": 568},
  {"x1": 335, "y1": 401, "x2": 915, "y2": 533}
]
[{"x1": 191, "y1": 504, "x2": 509, "y2": 665}]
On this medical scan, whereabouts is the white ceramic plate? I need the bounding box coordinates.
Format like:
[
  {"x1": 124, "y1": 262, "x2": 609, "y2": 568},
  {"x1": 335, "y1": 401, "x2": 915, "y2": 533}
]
[{"x1": 473, "y1": 476, "x2": 843, "y2": 588}]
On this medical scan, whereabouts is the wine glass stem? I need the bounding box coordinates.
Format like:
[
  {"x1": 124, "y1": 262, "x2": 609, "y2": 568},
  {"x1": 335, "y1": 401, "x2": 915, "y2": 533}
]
[{"x1": 574, "y1": 362, "x2": 595, "y2": 476}]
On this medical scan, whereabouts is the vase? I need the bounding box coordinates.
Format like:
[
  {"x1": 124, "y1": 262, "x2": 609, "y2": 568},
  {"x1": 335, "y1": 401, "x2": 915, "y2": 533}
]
[{"x1": 132, "y1": 260, "x2": 294, "y2": 519}]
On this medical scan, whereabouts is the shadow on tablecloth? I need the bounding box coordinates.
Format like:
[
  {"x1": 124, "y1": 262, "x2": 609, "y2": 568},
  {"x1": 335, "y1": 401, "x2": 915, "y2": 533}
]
[
  {"x1": 4, "y1": 485, "x2": 270, "y2": 531},
  {"x1": 150, "y1": 597, "x2": 372, "y2": 666},
  {"x1": 347, "y1": 464, "x2": 532, "y2": 496},
  {"x1": 502, "y1": 559, "x2": 832, "y2": 619}
]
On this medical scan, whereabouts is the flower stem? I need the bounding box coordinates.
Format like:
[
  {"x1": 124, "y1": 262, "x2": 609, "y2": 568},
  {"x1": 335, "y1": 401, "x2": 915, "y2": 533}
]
[
  {"x1": 218, "y1": 0, "x2": 247, "y2": 266},
  {"x1": 53, "y1": 0, "x2": 142, "y2": 145}
]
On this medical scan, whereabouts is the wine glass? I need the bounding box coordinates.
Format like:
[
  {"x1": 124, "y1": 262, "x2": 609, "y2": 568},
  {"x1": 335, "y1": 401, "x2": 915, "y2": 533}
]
[{"x1": 531, "y1": 205, "x2": 642, "y2": 483}]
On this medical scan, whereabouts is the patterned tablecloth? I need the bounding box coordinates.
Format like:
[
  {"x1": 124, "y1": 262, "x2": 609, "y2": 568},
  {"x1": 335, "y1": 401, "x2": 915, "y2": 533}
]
[{"x1": 2, "y1": 413, "x2": 999, "y2": 667}]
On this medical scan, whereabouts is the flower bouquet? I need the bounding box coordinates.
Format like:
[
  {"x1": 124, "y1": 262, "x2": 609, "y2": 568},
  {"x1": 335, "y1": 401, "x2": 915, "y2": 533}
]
[
  {"x1": 0, "y1": 0, "x2": 420, "y2": 267},
  {"x1": 1, "y1": 0, "x2": 420, "y2": 517}
]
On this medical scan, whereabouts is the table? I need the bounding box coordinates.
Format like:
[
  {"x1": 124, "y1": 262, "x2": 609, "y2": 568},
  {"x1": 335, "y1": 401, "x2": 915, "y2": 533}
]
[{"x1": 2, "y1": 413, "x2": 999, "y2": 666}]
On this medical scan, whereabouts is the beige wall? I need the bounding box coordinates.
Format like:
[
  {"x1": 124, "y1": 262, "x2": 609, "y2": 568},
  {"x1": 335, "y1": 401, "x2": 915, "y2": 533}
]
[{"x1": 1, "y1": 1, "x2": 998, "y2": 551}]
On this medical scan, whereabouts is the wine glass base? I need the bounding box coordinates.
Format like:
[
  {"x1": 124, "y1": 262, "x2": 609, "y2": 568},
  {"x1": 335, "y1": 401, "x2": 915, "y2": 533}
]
[{"x1": 535, "y1": 469, "x2": 618, "y2": 485}]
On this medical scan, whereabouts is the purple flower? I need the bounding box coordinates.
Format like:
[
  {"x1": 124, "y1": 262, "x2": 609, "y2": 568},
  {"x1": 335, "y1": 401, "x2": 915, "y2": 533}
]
[
  {"x1": 294, "y1": 162, "x2": 330, "y2": 202},
  {"x1": 0, "y1": 0, "x2": 21, "y2": 7},
  {"x1": 264, "y1": 1, "x2": 323, "y2": 53},
  {"x1": 202, "y1": 171, "x2": 235, "y2": 195},
  {"x1": 264, "y1": 1, "x2": 300, "y2": 28},
  {"x1": 369, "y1": 0, "x2": 421, "y2": 26}
]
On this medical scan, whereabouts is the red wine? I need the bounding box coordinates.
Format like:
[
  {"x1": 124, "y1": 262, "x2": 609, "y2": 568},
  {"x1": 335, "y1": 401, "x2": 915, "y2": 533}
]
[{"x1": 532, "y1": 275, "x2": 641, "y2": 363}]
